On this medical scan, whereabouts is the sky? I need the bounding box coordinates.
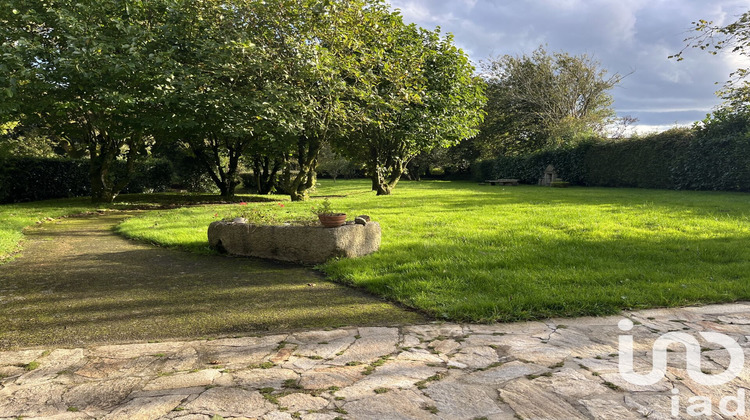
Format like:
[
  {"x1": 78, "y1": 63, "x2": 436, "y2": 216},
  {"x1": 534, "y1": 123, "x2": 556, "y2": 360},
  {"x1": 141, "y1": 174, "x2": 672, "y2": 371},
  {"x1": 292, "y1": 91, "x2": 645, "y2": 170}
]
[{"x1": 388, "y1": 0, "x2": 750, "y2": 134}]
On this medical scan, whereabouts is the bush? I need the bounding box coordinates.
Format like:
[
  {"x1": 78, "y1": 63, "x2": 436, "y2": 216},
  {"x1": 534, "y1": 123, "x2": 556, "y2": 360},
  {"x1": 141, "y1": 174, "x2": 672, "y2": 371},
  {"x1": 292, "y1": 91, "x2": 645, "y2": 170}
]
[
  {"x1": 0, "y1": 157, "x2": 90, "y2": 203},
  {"x1": 0, "y1": 157, "x2": 175, "y2": 203},
  {"x1": 122, "y1": 159, "x2": 174, "y2": 194},
  {"x1": 474, "y1": 122, "x2": 750, "y2": 192}
]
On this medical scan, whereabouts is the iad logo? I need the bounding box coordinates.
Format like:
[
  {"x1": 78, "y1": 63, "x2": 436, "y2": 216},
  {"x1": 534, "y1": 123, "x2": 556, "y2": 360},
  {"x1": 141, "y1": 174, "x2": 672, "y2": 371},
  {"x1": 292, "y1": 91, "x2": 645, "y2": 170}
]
[
  {"x1": 618, "y1": 318, "x2": 746, "y2": 417},
  {"x1": 618, "y1": 318, "x2": 744, "y2": 386}
]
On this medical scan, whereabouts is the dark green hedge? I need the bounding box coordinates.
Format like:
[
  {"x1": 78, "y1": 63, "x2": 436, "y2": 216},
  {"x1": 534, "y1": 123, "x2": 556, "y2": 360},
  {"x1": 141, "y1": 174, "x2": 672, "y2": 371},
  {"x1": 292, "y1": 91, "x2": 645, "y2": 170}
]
[
  {"x1": 473, "y1": 126, "x2": 750, "y2": 192},
  {"x1": 0, "y1": 157, "x2": 174, "y2": 203},
  {"x1": 0, "y1": 157, "x2": 90, "y2": 203}
]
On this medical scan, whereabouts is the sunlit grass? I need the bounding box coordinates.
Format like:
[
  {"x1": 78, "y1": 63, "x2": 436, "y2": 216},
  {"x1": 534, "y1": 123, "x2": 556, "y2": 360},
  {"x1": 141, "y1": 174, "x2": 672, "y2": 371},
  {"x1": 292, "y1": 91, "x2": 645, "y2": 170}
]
[
  {"x1": 0, "y1": 197, "x2": 93, "y2": 263},
  {"x1": 117, "y1": 180, "x2": 750, "y2": 322},
  {"x1": 0, "y1": 192, "x2": 271, "y2": 263}
]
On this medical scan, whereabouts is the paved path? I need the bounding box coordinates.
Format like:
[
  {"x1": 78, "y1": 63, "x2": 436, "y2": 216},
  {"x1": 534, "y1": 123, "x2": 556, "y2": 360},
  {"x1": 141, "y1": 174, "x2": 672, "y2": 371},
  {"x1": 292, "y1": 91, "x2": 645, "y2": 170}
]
[{"x1": 3, "y1": 303, "x2": 750, "y2": 419}]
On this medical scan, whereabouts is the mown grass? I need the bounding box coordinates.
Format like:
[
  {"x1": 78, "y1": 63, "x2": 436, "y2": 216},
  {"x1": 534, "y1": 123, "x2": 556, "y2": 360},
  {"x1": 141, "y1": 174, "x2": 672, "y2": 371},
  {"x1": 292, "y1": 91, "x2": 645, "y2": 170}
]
[
  {"x1": 0, "y1": 193, "x2": 270, "y2": 264},
  {"x1": 117, "y1": 180, "x2": 750, "y2": 322}
]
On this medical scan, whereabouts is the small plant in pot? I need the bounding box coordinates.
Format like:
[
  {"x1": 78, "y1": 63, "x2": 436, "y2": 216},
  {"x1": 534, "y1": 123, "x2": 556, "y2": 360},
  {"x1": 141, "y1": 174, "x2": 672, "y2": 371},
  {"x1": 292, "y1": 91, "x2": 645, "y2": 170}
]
[{"x1": 312, "y1": 198, "x2": 346, "y2": 228}]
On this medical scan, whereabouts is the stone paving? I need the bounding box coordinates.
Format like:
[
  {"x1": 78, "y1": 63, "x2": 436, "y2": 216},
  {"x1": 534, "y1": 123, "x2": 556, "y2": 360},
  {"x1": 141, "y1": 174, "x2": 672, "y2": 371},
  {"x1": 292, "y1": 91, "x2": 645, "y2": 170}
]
[{"x1": 3, "y1": 303, "x2": 750, "y2": 419}]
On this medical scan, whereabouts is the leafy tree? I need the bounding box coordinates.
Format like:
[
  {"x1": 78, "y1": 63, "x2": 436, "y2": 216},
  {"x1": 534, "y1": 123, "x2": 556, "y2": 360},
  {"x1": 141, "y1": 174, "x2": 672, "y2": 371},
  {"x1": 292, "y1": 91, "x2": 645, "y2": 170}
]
[
  {"x1": 337, "y1": 16, "x2": 486, "y2": 195},
  {"x1": 478, "y1": 46, "x2": 621, "y2": 156},
  {"x1": 155, "y1": 0, "x2": 364, "y2": 201},
  {"x1": 0, "y1": 1, "x2": 169, "y2": 202},
  {"x1": 317, "y1": 144, "x2": 356, "y2": 182},
  {"x1": 671, "y1": 12, "x2": 750, "y2": 109},
  {"x1": 151, "y1": 0, "x2": 316, "y2": 198},
  {"x1": 0, "y1": 123, "x2": 61, "y2": 158}
]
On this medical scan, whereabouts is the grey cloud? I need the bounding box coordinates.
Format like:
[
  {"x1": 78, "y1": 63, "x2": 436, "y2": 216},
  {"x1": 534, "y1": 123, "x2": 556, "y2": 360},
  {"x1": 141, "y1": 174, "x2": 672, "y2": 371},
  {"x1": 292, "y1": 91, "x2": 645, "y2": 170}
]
[{"x1": 389, "y1": 0, "x2": 750, "y2": 130}]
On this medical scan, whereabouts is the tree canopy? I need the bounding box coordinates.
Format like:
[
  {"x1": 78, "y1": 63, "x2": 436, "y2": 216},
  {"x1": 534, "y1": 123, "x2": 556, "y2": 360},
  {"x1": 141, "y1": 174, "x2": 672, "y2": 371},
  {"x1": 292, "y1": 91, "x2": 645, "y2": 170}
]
[
  {"x1": 1, "y1": 0, "x2": 487, "y2": 199},
  {"x1": 334, "y1": 18, "x2": 486, "y2": 195},
  {"x1": 1, "y1": 1, "x2": 170, "y2": 201},
  {"x1": 476, "y1": 46, "x2": 621, "y2": 156}
]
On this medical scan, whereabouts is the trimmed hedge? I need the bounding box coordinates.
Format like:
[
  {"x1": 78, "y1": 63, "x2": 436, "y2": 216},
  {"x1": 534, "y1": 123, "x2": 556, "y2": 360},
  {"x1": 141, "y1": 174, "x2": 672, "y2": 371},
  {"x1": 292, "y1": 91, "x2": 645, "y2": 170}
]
[
  {"x1": 473, "y1": 127, "x2": 750, "y2": 192},
  {"x1": 0, "y1": 157, "x2": 90, "y2": 203},
  {"x1": 0, "y1": 157, "x2": 174, "y2": 203}
]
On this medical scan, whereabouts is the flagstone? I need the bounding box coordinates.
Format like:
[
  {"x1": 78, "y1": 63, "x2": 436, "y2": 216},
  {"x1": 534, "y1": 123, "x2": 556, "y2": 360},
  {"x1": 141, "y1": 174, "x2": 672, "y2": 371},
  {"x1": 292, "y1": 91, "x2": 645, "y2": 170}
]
[
  {"x1": 143, "y1": 369, "x2": 221, "y2": 391},
  {"x1": 343, "y1": 389, "x2": 437, "y2": 420},
  {"x1": 579, "y1": 398, "x2": 643, "y2": 419},
  {"x1": 423, "y1": 379, "x2": 505, "y2": 419},
  {"x1": 299, "y1": 365, "x2": 363, "y2": 389},
  {"x1": 1, "y1": 303, "x2": 749, "y2": 419},
  {"x1": 103, "y1": 394, "x2": 186, "y2": 420},
  {"x1": 328, "y1": 327, "x2": 398, "y2": 366},
  {"x1": 499, "y1": 379, "x2": 586, "y2": 419},
  {"x1": 277, "y1": 392, "x2": 329, "y2": 412},
  {"x1": 232, "y1": 367, "x2": 299, "y2": 389},
  {"x1": 182, "y1": 387, "x2": 274, "y2": 417}
]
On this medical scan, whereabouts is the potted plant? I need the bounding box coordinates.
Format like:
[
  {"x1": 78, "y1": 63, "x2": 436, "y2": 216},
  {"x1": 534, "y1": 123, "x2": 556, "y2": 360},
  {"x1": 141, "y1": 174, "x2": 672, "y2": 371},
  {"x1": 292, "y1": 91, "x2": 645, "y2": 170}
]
[{"x1": 312, "y1": 198, "x2": 346, "y2": 228}]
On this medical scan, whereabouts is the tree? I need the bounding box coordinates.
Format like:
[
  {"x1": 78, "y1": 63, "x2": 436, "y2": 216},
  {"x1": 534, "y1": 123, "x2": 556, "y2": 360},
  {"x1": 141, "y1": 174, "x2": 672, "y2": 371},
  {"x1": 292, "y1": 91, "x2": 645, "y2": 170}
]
[
  {"x1": 317, "y1": 144, "x2": 355, "y2": 182},
  {"x1": 478, "y1": 46, "x2": 621, "y2": 156},
  {"x1": 0, "y1": 122, "x2": 61, "y2": 158},
  {"x1": 151, "y1": 0, "x2": 315, "y2": 198},
  {"x1": 155, "y1": 0, "x2": 367, "y2": 201},
  {"x1": 671, "y1": 12, "x2": 750, "y2": 109},
  {"x1": 336, "y1": 14, "x2": 486, "y2": 195},
  {"x1": 0, "y1": 1, "x2": 169, "y2": 202}
]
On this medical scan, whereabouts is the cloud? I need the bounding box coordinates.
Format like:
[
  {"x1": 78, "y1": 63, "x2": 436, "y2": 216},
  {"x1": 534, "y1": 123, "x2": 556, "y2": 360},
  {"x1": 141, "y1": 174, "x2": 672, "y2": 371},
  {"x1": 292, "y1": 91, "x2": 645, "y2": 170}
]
[{"x1": 389, "y1": 0, "x2": 750, "y2": 131}]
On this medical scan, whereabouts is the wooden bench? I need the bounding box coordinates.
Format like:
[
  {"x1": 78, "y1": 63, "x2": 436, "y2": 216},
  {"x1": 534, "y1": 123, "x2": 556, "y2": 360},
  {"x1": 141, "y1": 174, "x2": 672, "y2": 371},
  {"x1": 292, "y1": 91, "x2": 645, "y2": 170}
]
[{"x1": 485, "y1": 179, "x2": 519, "y2": 186}]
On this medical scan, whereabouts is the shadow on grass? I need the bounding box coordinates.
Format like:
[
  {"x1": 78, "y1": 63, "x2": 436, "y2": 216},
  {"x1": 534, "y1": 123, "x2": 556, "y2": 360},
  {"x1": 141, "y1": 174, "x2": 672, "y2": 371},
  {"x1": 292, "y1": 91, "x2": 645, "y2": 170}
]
[{"x1": 0, "y1": 213, "x2": 425, "y2": 350}]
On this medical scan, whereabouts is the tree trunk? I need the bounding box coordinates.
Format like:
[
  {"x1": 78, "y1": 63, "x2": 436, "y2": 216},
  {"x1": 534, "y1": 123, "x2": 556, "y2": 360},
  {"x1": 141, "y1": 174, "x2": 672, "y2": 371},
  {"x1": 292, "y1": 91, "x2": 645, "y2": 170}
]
[
  {"x1": 252, "y1": 156, "x2": 282, "y2": 194},
  {"x1": 189, "y1": 135, "x2": 246, "y2": 198},
  {"x1": 387, "y1": 163, "x2": 405, "y2": 191},
  {"x1": 90, "y1": 167, "x2": 116, "y2": 203},
  {"x1": 287, "y1": 136, "x2": 322, "y2": 201},
  {"x1": 375, "y1": 182, "x2": 391, "y2": 195},
  {"x1": 369, "y1": 168, "x2": 390, "y2": 195},
  {"x1": 88, "y1": 134, "x2": 127, "y2": 203}
]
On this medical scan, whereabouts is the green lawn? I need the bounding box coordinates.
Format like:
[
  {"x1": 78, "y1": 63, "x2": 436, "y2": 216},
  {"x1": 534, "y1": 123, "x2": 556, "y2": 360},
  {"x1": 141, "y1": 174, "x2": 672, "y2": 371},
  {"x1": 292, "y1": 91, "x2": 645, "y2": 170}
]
[
  {"x1": 0, "y1": 197, "x2": 94, "y2": 264},
  {"x1": 0, "y1": 193, "x2": 271, "y2": 265},
  {"x1": 116, "y1": 180, "x2": 750, "y2": 322}
]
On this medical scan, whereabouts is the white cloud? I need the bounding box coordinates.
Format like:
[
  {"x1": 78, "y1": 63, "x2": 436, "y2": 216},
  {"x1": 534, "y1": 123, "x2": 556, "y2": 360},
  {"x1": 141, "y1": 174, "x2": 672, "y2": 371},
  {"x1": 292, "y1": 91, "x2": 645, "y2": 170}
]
[{"x1": 388, "y1": 0, "x2": 750, "y2": 132}]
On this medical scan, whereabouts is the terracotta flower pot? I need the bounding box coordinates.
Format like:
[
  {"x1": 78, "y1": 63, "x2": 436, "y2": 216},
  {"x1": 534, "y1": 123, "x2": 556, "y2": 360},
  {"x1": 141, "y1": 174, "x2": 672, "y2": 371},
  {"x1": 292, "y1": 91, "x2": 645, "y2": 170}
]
[{"x1": 318, "y1": 213, "x2": 347, "y2": 228}]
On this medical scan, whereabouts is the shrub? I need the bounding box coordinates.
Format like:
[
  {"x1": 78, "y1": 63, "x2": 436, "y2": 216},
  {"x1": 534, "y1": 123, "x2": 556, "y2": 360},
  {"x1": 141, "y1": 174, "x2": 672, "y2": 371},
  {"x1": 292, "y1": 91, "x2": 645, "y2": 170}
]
[
  {"x1": 474, "y1": 124, "x2": 750, "y2": 192},
  {"x1": 122, "y1": 159, "x2": 174, "y2": 193},
  {"x1": 0, "y1": 157, "x2": 175, "y2": 203},
  {"x1": 239, "y1": 172, "x2": 256, "y2": 191},
  {"x1": 0, "y1": 157, "x2": 90, "y2": 203}
]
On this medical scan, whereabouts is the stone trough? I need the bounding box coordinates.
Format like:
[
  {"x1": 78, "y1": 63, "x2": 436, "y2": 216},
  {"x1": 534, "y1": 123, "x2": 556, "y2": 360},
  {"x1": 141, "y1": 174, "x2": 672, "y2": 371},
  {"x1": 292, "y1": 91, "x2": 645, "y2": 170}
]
[{"x1": 208, "y1": 220, "x2": 381, "y2": 264}]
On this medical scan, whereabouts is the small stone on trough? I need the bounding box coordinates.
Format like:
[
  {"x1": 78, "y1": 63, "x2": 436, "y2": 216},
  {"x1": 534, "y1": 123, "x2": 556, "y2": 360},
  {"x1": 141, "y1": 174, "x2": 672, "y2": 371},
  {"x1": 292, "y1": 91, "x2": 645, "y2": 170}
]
[
  {"x1": 354, "y1": 217, "x2": 367, "y2": 225},
  {"x1": 357, "y1": 215, "x2": 371, "y2": 222}
]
